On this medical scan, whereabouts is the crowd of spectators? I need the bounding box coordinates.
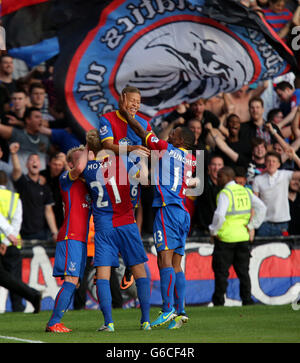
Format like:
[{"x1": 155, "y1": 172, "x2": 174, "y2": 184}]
[
  {"x1": 0, "y1": 53, "x2": 82, "y2": 244},
  {"x1": 1, "y1": 0, "x2": 300, "y2": 245}
]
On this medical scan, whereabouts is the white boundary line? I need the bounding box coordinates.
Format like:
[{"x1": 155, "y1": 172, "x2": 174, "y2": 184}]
[{"x1": 0, "y1": 335, "x2": 44, "y2": 343}]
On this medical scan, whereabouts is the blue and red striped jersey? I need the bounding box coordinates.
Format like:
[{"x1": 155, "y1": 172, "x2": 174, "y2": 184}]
[
  {"x1": 57, "y1": 171, "x2": 91, "y2": 243},
  {"x1": 145, "y1": 132, "x2": 196, "y2": 211},
  {"x1": 82, "y1": 155, "x2": 139, "y2": 232},
  {"x1": 99, "y1": 110, "x2": 151, "y2": 146},
  {"x1": 98, "y1": 110, "x2": 150, "y2": 210},
  {"x1": 263, "y1": 8, "x2": 293, "y2": 34}
]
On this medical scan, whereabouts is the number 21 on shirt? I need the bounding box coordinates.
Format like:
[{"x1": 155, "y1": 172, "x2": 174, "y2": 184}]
[{"x1": 90, "y1": 177, "x2": 121, "y2": 207}]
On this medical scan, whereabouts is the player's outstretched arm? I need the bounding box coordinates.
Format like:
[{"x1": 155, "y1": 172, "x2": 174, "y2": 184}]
[{"x1": 9, "y1": 142, "x2": 22, "y2": 181}]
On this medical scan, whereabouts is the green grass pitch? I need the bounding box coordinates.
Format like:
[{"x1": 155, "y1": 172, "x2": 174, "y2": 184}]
[{"x1": 0, "y1": 304, "x2": 300, "y2": 344}]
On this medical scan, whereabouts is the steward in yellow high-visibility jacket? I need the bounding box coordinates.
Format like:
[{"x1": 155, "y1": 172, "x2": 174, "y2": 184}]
[
  {"x1": 216, "y1": 182, "x2": 252, "y2": 243},
  {"x1": 0, "y1": 179, "x2": 22, "y2": 249},
  {"x1": 209, "y1": 167, "x2": 266, "y2": 306},
  {"x1": 0, "y1": 170, "x2": 42, "y2": 312}
]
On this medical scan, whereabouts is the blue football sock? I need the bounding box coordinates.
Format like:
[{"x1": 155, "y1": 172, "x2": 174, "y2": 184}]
[
  {"x1": 135, "y1": 277, "x2": 151, "y2": 324},
  {"x1": 48, "y1": 281, "x2": 76, "y2": 326},
  {"x1": 174, "y1": 271, "x2": 186, "y2": 314},
  {"x1": 96, "y1": 279, "x2": 113, "y2": 325},
  {"x1": 159, "y1": 267, "x2": 175, "y2": 312}
]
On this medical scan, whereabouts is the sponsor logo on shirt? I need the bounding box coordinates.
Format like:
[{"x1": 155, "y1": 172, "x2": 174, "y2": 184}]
[
  {"x1": 151, "y1": 136, "x2": 159, "y2": 143},
  {"x1": 119, "y1": 137, "x2": 133, "y2": 145}
]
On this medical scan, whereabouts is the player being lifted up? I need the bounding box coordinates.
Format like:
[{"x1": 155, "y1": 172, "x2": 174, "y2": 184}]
[
  {"x1": 99, "y1": 86, "x2": 152, "y2": 290},
  {"x1": 119, "y1": 92, "x2": 198, "y2": 329},
  {"x1": 77, "y1": 129, "x2": 151, "y2": 332},
  {"x1": 99, "y1": 86, "x2": 151, "y2": 157}
]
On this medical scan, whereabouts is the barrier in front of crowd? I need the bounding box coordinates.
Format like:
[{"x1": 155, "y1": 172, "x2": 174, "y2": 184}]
[{"x1": 1, "y1": 236, "x2": 300, "y2": 312}]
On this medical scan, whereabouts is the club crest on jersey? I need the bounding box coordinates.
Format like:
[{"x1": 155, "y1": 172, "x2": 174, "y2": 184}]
[
  {"x1": 99, "y1": 125, "x2": 108, "y2": 136},
  {"x1": 69, "y1": 262, "x2": 77, "y2": 272},
  {"x1": 119, "y1": 137, "x2": 133, "y2": 146}
]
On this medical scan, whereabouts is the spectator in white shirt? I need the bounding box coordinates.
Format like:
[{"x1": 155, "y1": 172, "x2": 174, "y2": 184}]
[{"x1": 252, "y1": 151, "x2": 300, "y2": 236}]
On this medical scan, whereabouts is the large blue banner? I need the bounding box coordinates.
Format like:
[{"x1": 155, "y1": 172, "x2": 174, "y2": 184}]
[
  {"x1": 3, "y1": 0, "x2": 297, "y2": 135},
  {"x1": 54, "y1": 0, "x2": 296, "y2": 135}
]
